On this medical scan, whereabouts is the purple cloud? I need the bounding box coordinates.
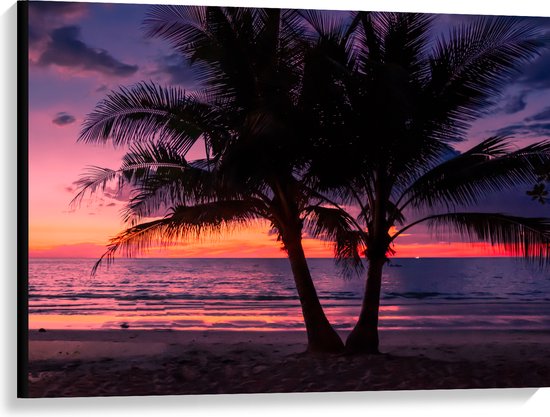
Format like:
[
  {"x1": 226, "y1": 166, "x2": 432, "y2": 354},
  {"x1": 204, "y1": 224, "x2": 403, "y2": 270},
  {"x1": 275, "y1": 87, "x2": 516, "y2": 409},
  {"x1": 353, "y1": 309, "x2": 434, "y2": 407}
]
[
  {"x1": 153, "y1": 53, "x2": 198, "y2": 87},
  {"x1": 38, "y1": 26, "x2": 138, "y2": 78},
  {"x1": 29, "y1": 2, "x2": 88, "y2": 46},
  {"x1": 52, "y1": 112, "x2": 76, "y2": 126},
  {"x1": 525, "y1": 106, "x2": 550, "y2": 123},
  {"x1": 517, "y1": 52, "x2": 550, "y2": 90},
  {"x1": 490, "y1": 106, "x2": 550, "y2": 138},
  {"x1": 494, "y1": 122, "x2": 550, "y2": 139},
  {"x1": 501, "y1": 93, "x2": 528, "y2": 115}
]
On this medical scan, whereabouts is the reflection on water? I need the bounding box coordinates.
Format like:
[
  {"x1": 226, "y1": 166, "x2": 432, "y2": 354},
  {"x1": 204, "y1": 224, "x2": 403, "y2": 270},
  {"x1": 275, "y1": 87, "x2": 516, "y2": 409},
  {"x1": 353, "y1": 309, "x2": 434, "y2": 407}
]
[{"x1": 28, "y1": 258, "x2": 550, "y2": 331}]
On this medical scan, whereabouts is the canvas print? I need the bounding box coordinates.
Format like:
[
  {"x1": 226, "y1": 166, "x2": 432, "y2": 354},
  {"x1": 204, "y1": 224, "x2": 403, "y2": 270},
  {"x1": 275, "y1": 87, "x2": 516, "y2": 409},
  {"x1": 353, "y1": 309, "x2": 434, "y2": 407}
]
[{"x1": 19, "y1": 0, "x2": 550, "y2": 398}]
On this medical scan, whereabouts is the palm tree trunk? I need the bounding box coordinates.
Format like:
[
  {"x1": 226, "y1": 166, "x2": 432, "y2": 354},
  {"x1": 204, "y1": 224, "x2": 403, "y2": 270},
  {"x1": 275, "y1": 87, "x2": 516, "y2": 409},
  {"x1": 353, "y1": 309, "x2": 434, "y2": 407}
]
[
  {"x1": 282, "y1": 229, "x2": 344, "y2": 353},
  {"x1": 345, "y1": 256, "x2": 385, "y2": 354}
]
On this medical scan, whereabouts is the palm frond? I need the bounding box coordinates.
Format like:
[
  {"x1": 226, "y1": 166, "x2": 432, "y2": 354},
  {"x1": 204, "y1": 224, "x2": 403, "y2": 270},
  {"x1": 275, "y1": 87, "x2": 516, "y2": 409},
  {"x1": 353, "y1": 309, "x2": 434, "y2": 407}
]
[
  {"x1": 115, "y1": 142, "x2": 223, "y2": 223},
  {"x1": 398, "y1": 137, "x2": 550, "y2": 211},
  {"x1": 145, "y1": 6, "x2": 255, "y2": 105},
  {"x1": 303, "y1": 205, "x2": 366, "y2": 277},
  {"x1": 303, "y1": 205, "x2": 358, "y2": 240},
  {"x1": 280, "y1": 9, "x2": 310, "y2": 52},
  {"x1": 143, "y1": 5, "x2": 209, "y2": 61},
  {"x1": 121, "y1": 165, "x2": 241, "y2": 226},
  {"x1": 349, "y1": 11, "x2": 382, "y2": 66},
  {"x1": 333, "y1": 230, "x2": 366, "y2": 279},
  {"x1": 347, "y1": 12, "x2": 434, "y2": 78},
  {"x1": 71, "y1": 141, "x2": 191, "y2": 207},
  {"x1": 427, "y1": 16, "x2": 548, "y2": 138},
  {"x1": 328, "y1": 13, "x2": 449, "y2": 189},
  {"x1": 298, "y1": 9, "x2": 351, "y2": 42},
  {"x1": 70, "y1": 162, "x2": 187, "y2": 207},
  {"x1": 394, "y1": 212, "x2": 550, "y2": 263},
  {"x1": 92, "y1": 200, "x2": 268, "y2": 274},
  {"x1": 71, "y1": 166, "x2": 118, "y2": 207},
  {"x1": 79, "y1": 81, "x2": 220, "y2": 154},
  {"x1": 527, "y1": 183, "x2": 549, "y2": 204},
  {"x1": 379, "y1": 12, "x2": 435, "y2": 78}
]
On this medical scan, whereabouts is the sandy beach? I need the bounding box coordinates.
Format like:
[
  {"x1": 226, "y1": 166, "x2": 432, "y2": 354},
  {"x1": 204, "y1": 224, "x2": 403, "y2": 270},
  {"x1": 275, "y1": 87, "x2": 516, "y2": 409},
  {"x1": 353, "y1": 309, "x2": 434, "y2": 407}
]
[{"x1": 27, "y1": 329, "x2": 550, "y2": 397}]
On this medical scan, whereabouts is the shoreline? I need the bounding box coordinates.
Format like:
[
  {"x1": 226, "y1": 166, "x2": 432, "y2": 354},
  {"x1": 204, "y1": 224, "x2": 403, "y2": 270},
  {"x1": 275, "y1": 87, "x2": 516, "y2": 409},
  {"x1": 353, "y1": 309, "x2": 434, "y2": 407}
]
[{"x1": 28, "y1": 328, "x2": 550, "y2": 397}]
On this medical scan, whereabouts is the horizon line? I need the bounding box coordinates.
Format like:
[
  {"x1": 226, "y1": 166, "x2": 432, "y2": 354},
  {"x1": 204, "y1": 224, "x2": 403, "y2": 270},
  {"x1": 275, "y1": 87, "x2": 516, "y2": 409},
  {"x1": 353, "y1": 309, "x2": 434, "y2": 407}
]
[{"x1": 28, "y1": 255, "x2": 520, "y2": 260}]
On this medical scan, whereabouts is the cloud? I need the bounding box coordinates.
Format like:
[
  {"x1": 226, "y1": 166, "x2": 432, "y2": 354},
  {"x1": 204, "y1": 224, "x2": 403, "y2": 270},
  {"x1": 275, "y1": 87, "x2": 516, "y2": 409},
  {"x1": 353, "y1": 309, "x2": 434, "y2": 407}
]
[
  {"x1": 525, "y1": 106, "x2": 550, "y2": 123},
  {"x1": 516, "y1": 52, "x2": 550, "y2": 90},
  {"x1": 37, "y1": 26, "x2": 138, "y2": 77},
  {"x1": 52, "y1": 112, "x2": 76, "y2": 126},
  {"x1": 102, "y1": 184, "x2": 134, "y2": 202},
  {"x1": 28, "y1": 2, "x2": 90, "y2": 65},
  {"x1": 493, "y1": 123, "x2": 526, "y2": 137},
  {"x1": 29, "y1": 1, "x2": 88, "y2": 18},
  {"x1": 501, "y1": 93, "x2": 527, "y2": 115},
  {"x1": 152, "y1": 53, "x2": 198, "y2": 87},
  {"x1": 469, "y1": 188, "x2": 550, "y2": 217},
  {"x1": 492, "y1": 104, "x2": 550, "y2": 139},
  {"x1": 528, "y1": 123, "x2": 550, "y2": 136},
  {"x1": 494, "y1": 122, "x2": 550, "y2": 138},
  {"x1": 29, "y1": 2, "x2": 88, "y2": 44},
  {"x1": 28, "y1": 25, "x2": 43, "y2": 46},
  {"x1": 491, "y1": 103, "x2": 550, "y2": 137}
]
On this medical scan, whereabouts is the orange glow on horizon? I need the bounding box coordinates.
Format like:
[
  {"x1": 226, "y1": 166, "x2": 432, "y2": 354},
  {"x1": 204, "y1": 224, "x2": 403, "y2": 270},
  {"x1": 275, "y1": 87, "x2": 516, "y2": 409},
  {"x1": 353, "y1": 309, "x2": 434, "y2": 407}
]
[{"x1": 29, "y1": 235, "x2": 516, "y2": 259}]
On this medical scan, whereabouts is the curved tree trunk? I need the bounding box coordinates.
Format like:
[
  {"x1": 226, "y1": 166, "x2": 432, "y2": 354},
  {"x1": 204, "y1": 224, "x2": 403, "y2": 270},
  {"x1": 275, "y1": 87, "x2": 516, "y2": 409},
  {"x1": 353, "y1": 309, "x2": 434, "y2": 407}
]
[
  {"x1": 345, "y1": 256, "x2": 385, "y2": 354},
  {"x1": 282, "y1": 228, "x2": 344, "y2": 353}
]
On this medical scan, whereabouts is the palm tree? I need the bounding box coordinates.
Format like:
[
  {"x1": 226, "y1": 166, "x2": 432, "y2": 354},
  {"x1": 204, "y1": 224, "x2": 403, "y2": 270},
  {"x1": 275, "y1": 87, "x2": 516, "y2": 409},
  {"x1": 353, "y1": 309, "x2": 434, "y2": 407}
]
[
  {"x1": 527, "y1": 161, "x2": 550, "y2": 203},
  {"x1": 301, "y1": 12, "x2": 550, "y2": 353},
  {"x1": 74, "y1": 6, "x2": 359, "y2": 353}
]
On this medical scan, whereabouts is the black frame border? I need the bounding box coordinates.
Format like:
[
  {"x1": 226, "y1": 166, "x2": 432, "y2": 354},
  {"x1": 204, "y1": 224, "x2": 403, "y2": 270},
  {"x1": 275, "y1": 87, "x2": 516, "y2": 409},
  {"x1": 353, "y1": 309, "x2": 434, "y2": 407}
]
[{"x1": 17, "y1": 0, "x2": 29, "y2": 399}]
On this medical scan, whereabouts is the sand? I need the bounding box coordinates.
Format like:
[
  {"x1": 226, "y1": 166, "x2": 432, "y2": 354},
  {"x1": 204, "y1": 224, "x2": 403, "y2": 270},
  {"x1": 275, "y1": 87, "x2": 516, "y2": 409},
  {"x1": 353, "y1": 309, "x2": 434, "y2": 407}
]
[{"x1": 26, "y1": 329, "x2": 550, "y2": 397}]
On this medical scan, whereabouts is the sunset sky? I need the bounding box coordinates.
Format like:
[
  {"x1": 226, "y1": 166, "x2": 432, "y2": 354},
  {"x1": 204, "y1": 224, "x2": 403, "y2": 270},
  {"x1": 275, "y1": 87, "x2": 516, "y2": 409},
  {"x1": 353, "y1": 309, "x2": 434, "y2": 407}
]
[{"x1": 27, "y1": 1, "x2": 550, "y2": 258}]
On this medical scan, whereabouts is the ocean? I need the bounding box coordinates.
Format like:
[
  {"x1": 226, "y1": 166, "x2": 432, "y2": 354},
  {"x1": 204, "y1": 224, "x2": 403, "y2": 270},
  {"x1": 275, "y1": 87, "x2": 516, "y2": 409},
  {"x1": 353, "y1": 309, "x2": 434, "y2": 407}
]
[{"x1": 28, "y1": 258, "x2": 550, "y2": 332}]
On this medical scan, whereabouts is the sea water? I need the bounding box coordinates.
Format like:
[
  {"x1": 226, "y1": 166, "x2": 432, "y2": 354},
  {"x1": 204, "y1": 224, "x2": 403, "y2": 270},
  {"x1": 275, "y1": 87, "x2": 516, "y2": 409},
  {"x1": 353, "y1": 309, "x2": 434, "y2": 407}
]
[{"x1": 28, "y1": 258, "x2": 550, "y2": 331}]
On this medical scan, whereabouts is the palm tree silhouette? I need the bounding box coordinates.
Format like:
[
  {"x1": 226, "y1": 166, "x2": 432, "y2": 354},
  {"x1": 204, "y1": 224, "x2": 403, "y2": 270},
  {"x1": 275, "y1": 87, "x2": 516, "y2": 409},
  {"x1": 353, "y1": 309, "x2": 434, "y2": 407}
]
[
  {"x1": 74, "y1": 6, "x2": 360, "y2": 353},
  {"x1": 302, "y1": 12, "x2": 550, "y2": 353},
  {"x1": 75, "y1": 8, "x2": 550, "y2": 356}
]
